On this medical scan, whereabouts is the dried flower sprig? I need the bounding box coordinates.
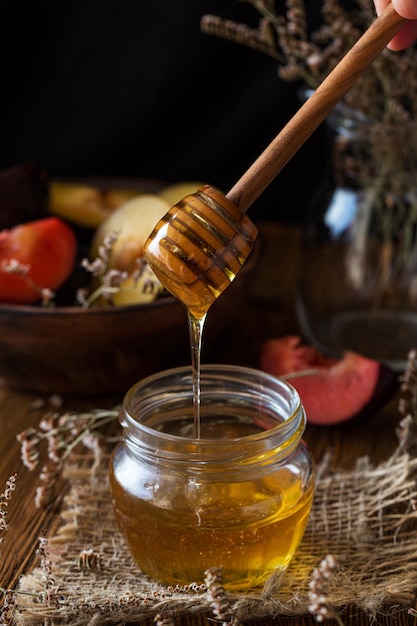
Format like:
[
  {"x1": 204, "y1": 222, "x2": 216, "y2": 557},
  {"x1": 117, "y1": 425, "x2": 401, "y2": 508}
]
[
  {"x1": 1, "y1": 259, "x2": 55, "y2": 306},
  {"x1": 202, "y1": 1, "x2": 417, "y2": 298},
  {"x1": 77, "y1": 548, "x2": 104, "y2": 570},
  {"x1": 201, "y1": 0, "x2": 417, "y2": 124},
  {"x1": 17, "y1": 408, "x2": 120, "y2": 508},
  {"x1": 0, "y1": 475, "x2": 17, "y2": 624},
  {"x1": 1, "y1": 531, "x2": 63, "y2": 622},
  {"x1": 308, "y1": 555, "x2": 344, "y2": 624},
  {"x1": 0, "y1": 589, "x2": 17, "y2": 625},
  {"x1": 392, "y1": 348, "x2": 417, "y2": 457},
  {"x1": 77, "y1": 231, "x2": 164, "y2": 307},
  {"x1": 36, "y1": 531, "x2": 57, "y2": 606},
  {"x1": 0, "y1": 474, "x2": 17, "y2": 545},
  {"x1": 204, "y1": 567, "x2": 240, "y2": 626}
]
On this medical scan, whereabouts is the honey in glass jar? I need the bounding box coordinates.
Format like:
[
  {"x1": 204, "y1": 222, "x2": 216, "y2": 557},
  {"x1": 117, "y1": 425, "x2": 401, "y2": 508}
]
[{"x1": 109, "y1": 364, "x2": 315, "y2": 590}]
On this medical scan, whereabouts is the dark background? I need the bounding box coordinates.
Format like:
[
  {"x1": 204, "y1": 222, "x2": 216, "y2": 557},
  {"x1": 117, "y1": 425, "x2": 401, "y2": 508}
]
[{"x1": 0, "y1": 1, "x2": 351, "y2": 222}]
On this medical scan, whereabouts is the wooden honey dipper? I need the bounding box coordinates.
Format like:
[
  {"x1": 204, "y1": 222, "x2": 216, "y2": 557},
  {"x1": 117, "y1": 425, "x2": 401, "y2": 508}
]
[{"x1": 144, "y1": 3, "x2": 406, "y2": 320}]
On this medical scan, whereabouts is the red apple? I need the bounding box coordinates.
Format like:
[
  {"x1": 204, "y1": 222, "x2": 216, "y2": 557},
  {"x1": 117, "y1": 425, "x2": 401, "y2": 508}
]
[{"x1": 0, "y1": 217, "x2": 77, "y2": 304}]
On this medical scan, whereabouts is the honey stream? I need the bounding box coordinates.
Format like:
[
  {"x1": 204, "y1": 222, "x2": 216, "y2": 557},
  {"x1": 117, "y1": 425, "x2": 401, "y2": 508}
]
[
  {"x1": 144, "y1": 186, "x2": 259, "y2": 438},
  {"x1": 187, "y1": 312, "x2": 206, "y2": 439}
]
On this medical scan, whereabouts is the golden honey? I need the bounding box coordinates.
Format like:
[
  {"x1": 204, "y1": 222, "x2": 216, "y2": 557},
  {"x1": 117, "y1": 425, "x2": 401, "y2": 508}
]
[
  {"x1": 144, "y1": 185, "x2": 258, "y2": 320},
  {"x1": 109, "y1": 365, "x2": 315, "y2": 590}
]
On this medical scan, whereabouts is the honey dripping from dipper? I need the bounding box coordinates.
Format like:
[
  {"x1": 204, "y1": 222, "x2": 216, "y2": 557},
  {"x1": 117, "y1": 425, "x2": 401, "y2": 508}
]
[{"x1": 144, "y1": 185, "x2": 258, "y2": 438}]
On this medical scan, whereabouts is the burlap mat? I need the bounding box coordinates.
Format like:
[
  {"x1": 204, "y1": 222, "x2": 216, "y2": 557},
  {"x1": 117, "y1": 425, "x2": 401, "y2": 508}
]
[{"x1": 10, "y1": 417, "x2": 417, "y2": 626}]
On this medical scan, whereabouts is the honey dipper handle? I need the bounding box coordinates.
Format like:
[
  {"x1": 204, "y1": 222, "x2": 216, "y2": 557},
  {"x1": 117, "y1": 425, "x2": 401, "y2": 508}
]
[{"x1": 226, "y1": 3, "x2": 406, "y2": 213}]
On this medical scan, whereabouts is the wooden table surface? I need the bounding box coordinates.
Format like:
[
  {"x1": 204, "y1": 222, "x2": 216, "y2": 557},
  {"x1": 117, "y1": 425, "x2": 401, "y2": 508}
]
[{"x1": 0, "y1": 223, "x2": 416, "y2": 625}]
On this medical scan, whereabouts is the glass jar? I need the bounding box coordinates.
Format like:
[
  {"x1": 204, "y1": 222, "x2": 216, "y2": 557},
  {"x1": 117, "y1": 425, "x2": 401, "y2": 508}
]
[
  {"x1": 295, "y1": 102, "x2": 417, "y2": 371},
  {"x1": 109, "y1": 364, "x2": 315, "y2": 590}
]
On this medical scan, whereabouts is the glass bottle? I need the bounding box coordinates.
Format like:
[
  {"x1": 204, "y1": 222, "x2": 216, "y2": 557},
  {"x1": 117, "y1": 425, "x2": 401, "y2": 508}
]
[
  {"x1": 109, "y1": 364, "x2": 315, "y2": 590},
  {"x1": 295, "y1": 102, "x2": 417, "y2": 371}
]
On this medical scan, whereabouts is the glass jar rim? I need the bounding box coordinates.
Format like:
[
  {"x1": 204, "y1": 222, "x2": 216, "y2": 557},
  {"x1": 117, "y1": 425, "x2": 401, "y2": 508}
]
[{"x1": 121, "y1": 363, "x2": 304, "y2": 448}]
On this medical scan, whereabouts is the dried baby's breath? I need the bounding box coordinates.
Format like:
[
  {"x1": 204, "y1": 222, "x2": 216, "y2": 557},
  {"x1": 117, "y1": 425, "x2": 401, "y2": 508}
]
[
  {"x1": 1, "y1": 259, "x2": 55, "y2": 306},
  {"x1": 1, "y1": 531, "x2": 63, "y2": 621},
  {"x1": 34, "y1": 460, "x2": 63, "y2": 509},
  {"x1": 204, "y1": 567, "x2": 240, "y2": 626},
  {"x1": 202, "y1": 0, "x2": 417, "y2": 124},
  {"x1": 17, "y1": 408, "x2": 120, "y2": 509},
  {"x1": 0, "y1": 474, "x2": 17, "y2": 540},
  {"x1": 202, "y1": 1, "x2": 417, "y2": 294},
  {"x1": 0, "y1": 589, "x2": 16, "y2": 625},
  {"x1": 36, "y1": 531, "x2": 57, "y2": 606},
  {"x1": 77, "y1": 231, "x2": 164, "y2": 307},
  {"x1": 77, "y1": 549, "x2": 104, "y2": 571},
  {"x1": 308, "y1": 555, "x2": 344, "y2": 624},
  {"x1": 395, "y1": 349, "x2": 417, "y2": 456},
  {"x1": 0, "y1": 474, "x2": 18, "y2": 624}
]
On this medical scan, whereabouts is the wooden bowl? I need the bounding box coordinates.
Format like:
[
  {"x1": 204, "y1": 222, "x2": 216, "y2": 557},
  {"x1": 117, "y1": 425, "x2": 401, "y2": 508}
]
[
  {"x1": 0, "y1": 175, "x2": 260, "y2": 396},
  {"x1": 0, "y1": 297, "x2": 189, "y2": 395},
  {"x1": 0, "y1": 252, "x2": 258, "y2": 396}
]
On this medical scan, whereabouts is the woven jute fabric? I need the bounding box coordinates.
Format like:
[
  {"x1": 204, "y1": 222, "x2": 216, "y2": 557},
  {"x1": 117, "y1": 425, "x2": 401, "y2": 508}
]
[{"x1": 13, "y1": 438, "x2": 417, "y2": 625}]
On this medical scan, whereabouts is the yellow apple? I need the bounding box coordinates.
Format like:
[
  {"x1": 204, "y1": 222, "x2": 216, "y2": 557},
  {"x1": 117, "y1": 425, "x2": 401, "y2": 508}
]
[
  {"x1": 90, "y1": 193, "x2": 171, "y2": 274},
  {"x1": 49, "y1": 181, "x2": 142, "y2": 228}
]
